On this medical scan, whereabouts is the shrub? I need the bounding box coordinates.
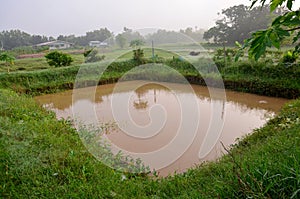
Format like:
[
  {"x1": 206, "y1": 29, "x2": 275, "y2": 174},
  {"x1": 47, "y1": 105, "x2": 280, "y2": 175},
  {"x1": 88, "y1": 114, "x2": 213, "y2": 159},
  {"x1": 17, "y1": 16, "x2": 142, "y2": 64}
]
[
  {"x1": 133, "y1": 48, "x2": 145, "y2": 64},
  {"x1": 45, "y1": 51, "x2": 73, "y2": 67}
]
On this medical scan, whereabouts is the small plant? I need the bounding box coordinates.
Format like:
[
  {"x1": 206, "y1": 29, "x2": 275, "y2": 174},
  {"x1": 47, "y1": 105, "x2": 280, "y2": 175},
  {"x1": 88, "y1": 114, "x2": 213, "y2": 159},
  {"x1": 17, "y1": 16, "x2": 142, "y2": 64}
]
[
  {"x1": 84, "y1": 48, "x2": 105, "y2": 63},
  {"x1": 132, "y1": 48, "x2": 145, "y2": 64},
  {"x1": 45, "y1": 51, "x2": 73, "y2": 67},
  {"x1": 0, "y1": 52, "x2": 15, "y2": 73}
]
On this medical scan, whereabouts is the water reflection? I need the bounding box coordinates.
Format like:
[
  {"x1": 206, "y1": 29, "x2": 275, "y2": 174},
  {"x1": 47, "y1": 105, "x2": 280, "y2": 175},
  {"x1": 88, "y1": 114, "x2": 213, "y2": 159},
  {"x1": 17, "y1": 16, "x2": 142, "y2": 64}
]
[{"x1": 35, "y1": 81, "x2": 288, "y2": 176}]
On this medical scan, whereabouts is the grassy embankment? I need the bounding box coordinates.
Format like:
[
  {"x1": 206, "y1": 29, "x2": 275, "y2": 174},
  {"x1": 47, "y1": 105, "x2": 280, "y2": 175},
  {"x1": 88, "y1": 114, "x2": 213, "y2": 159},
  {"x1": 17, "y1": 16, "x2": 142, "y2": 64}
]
[
  {"x1": 0, "y1": 54, "x2": 299, "y2": 98},
  {"x1": 0, "y1": 89, "x2": 299, "y2": 198}
]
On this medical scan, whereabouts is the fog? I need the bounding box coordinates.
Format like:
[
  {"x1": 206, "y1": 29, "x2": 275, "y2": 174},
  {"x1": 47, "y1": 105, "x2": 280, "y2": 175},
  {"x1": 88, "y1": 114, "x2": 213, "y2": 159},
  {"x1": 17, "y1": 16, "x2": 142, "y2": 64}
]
[{"x1": 0, "y1": 0, "x2": 299, "y2": 37}]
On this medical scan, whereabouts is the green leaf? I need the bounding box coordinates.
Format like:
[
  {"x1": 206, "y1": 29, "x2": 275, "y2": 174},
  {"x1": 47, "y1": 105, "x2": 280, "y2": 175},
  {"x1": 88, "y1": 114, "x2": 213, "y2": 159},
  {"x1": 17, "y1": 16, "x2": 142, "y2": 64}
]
[
  {"x1": 235, "y1": 41, "x2": 242, "y2": 48},
  {"x1": 269, "y1": 32, "x2": 280, "y2": 49},
  {"x1": 287, "y1": 0, "x2": 294, "y2": 10},
  {"x1": 272, "y1": 16, "x2": 283, "y2": 26},
  {"x1": 234, "y1": 50, "x2": 243, "y2": 62},
  {"x1": 270, "y1": 0, "x2": 284, "y2": 12}
]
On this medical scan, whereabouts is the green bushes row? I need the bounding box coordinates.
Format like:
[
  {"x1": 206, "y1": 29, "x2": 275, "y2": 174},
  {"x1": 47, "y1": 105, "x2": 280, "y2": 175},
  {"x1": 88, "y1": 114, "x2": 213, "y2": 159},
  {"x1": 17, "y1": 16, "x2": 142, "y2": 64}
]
[
  {"x1": 223, "y1": 61, "x2": 300, "y2": 80},
  {"x1": 0, "y1": 54, "x2": 299, "y2": 98}
]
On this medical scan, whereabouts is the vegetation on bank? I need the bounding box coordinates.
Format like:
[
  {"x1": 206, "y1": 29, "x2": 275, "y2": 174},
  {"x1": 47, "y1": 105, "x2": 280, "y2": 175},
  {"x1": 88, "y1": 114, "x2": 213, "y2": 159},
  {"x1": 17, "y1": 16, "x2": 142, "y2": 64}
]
[
  {"x1": 0, "y1": 49, "x2": 299, "y2": 98},
  {"x1": 0, "y1": 88, "x2": 299, "y2": 198}
]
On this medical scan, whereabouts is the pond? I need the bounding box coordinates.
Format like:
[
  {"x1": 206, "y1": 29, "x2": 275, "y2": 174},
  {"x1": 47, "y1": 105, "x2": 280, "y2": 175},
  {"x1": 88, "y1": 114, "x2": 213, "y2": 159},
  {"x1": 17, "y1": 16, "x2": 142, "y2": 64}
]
[{"x1": 35, "y1": 81, "x2": 288, "y2": 176}]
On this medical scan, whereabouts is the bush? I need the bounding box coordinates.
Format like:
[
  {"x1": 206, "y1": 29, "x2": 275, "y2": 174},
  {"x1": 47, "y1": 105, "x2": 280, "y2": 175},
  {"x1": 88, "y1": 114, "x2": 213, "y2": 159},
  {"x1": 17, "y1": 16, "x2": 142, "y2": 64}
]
[
  {"x1": 133, "y1": 48, "x2": 145, "y2": 64},
  {"x1": 45, "y1": 51, "x2": 73, "y2": 67}
]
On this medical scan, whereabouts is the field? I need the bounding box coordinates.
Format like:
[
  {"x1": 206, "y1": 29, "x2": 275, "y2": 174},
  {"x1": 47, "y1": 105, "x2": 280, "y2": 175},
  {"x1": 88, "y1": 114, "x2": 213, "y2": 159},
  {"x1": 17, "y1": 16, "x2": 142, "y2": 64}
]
[{"x1": 0, "y1": 44, "x2": 300, "y2": 198}]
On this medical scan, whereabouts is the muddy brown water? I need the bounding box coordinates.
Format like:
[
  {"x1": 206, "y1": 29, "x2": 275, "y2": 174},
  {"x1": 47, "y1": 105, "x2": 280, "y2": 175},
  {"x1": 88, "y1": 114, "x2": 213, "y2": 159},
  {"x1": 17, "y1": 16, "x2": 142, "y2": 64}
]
[{"x1": 35, "y1": 81, "x2": 288, "y2": 176}]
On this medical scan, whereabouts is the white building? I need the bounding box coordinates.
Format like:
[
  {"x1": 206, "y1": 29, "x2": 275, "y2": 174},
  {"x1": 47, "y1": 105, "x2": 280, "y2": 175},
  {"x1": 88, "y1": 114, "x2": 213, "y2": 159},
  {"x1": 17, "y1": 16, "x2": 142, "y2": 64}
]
[{"x1": 35, "y1": 40, "x2": 73, "y2": 50}]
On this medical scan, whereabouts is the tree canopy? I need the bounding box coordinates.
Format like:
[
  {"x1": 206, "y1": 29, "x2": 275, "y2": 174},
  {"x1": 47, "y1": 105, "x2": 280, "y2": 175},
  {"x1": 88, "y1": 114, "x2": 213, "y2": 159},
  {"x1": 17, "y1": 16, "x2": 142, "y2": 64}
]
[
  {"x1": 237, "y1": 0, "x2": 300, "y2": 60},
  {"x1": 0, "y1": 30, "x2": 49, "y2": 50},
  {"x1": 129, "y1": 39, "x2": 145, "y2": 48},
  {"x1": 203, "y1": 4, "x2": 278, "y2": 45}
]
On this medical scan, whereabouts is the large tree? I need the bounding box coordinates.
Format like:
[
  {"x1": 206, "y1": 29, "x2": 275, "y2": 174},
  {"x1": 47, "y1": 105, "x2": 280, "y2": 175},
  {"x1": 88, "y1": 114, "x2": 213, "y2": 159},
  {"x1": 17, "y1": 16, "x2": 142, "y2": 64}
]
[
  {"x1": 237, "y1": 0, "x2": 300, "y2": 60},
  {"x1": 203, "y1": 4, "x2": 276, "y2": 45}
]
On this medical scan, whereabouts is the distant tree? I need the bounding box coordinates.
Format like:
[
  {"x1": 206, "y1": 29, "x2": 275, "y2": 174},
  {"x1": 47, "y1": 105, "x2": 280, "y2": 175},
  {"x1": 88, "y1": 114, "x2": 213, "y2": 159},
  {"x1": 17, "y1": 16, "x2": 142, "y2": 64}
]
[
  {"x1": 120, "y1": 27, "x2": 145, "y2": 43},
  {"x1": 179, "y1": 27, "x2": 205, "y2": 41},
  {"x1": 0, "y1": 30, "x2": 32, "y2": 49},
  {"x1": 236, "y1": 0, "x2": 300, "y2": 60},
  {"x1": 0, "y1": 28, "x2": 114, "y2": 49},
  {"x1": 0, "y1": 52, "x2": 15, "y2": 73},
  {"x1": 146, "y1": 29, "x2": 191, "y2": 44},
  {"x1": 129, "y1": 39, "x2": 145, "y2": 48},
  {"x1": 31, "y1": 35, "x2": 48, "y2": 45},
  {"x1": 115, "y1": 34, "x2": 127, "y2": 48},
  {"x1": 86, "y1": 28, "x2": 112, "y2": 42},
  {"x1": 203, "y1": 4, "x2": 276, "y2": 45},
  {"x1": 45, "y1": 51, "x2": 73, "y2": 67}
]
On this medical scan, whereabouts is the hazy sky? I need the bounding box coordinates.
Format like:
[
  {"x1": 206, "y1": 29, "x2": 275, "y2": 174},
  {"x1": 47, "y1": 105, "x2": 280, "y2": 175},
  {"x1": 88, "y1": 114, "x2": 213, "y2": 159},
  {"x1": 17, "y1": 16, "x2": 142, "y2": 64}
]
[{"x1": 0, "y1": 0, "x2": 297, "y2": 37}]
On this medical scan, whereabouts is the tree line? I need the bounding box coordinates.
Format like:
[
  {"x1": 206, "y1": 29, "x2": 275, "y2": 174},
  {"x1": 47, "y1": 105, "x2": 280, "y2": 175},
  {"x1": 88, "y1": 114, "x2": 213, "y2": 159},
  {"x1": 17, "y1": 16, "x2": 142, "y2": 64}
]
[
  {"x1": 0, "y1": 27, "x2": 206, "y2": 50},
  {"x1": 0, "y1": 4, "x2": 282, "y2": 50}
]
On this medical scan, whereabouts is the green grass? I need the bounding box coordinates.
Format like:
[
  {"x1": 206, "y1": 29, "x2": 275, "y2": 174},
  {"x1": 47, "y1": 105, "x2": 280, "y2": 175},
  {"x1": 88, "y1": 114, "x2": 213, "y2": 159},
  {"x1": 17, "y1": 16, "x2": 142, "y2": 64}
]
[
  {"x1": 0, "y1": 89, "x2": 299, "y2": 198},
  {"x1": 0, "y1": 54, "x2": 84, "y2": 73}
]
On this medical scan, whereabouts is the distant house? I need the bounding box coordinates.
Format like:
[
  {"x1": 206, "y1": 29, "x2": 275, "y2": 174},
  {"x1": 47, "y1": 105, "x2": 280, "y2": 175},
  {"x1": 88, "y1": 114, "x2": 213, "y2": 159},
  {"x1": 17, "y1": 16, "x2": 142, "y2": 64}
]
[
  {"x1": 34, "y1": 40, "x2": 73, "y2": 50},
  {"x1": 89, "y1": 41, "x2": 108, "y2": 48}
]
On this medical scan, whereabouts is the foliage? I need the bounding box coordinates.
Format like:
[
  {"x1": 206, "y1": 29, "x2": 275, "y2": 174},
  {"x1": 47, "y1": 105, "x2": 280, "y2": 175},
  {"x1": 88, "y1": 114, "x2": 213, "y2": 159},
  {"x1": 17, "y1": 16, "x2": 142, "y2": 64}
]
[
  {"x1": 0, "y1": 52, "x2": 15, "y2": 65},
  {"x1": 179, "y1": 27, "x2": 205, "y2": 42},
  {"x1": 115, "y1": 34, "x2": 127, "y2": 48},
  {"x1": 129, "y1": 39, "x2": 145, "y2": 48},
  {"x1": 0, "y1": 28, "x2": 114, "y2": 50},
  {"x1": 0, "y1": 29, "x2": 50, "y2": 50},
  {"x1": 45, "y1": 51, "x2": 73, "y2": 67},
  {"x1": 57, "y1": 28, "x2": 113, "y2": 46},
  {"x1": 146, "y1": 29, "x2": 191, "y2": 44},
  {"x1": 213, "y1": 48, "x2": 237, "y2": 69},
  {"x1": 83, "y1": 48, "x2": 105, "y2": 63},
  {"x1": 281, "y1": 50, "x2": 298, "y2": 64},
  {"x1": 119, "y1": 27, "x2": 144, "y2": 43},
  {"x1": 132, "y1": 48, "x2": 145, "y2": 64},
  {"x1": 236, "y1": 0, "x2": 300, "y2": 60},
  {"x1": 0, "y1": 52, "x2": 15, "y2": 72},
  {"x1": 204, "y1": 4, "x2": 275, "y2": 45}
]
